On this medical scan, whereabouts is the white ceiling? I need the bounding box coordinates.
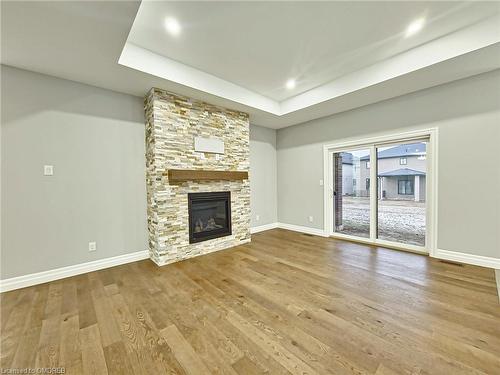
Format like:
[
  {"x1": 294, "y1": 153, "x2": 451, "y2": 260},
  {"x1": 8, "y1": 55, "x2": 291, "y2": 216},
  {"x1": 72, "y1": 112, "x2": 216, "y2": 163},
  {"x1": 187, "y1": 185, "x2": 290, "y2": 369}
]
[
  {"x1": 2, "y1": 1, "x2": 500, "y2": 129},
  {"x1": 128, "y1": 1, "x2": 499, "y2": 101}
]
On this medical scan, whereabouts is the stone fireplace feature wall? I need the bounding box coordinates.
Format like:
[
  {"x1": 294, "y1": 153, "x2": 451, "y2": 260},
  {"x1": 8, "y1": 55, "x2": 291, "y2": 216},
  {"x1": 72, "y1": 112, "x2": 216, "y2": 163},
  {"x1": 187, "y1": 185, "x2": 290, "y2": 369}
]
[{"x1": 145, "y1": 88, "x2": 251, "y2": 266}]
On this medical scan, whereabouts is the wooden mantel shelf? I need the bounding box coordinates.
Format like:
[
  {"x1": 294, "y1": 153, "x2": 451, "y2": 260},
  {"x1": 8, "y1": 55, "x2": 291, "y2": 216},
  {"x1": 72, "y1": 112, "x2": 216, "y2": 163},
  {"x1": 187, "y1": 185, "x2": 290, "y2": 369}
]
[{"x1": 167, "y1": 169, "x2": 248, "y2": 182}]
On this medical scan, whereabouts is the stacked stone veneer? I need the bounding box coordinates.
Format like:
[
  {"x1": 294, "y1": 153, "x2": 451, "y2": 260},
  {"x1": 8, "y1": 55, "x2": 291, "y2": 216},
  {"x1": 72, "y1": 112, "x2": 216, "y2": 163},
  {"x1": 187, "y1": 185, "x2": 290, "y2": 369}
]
[{"x1": 145, "y1": 88, "x2": 251, "y2": 266}]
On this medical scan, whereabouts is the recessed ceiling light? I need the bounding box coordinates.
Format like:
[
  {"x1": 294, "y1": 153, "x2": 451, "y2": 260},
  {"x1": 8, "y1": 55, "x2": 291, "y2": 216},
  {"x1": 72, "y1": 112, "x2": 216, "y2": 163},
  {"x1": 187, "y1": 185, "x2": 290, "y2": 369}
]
[
  {"x1": 285, "y1": 79, "x2": 296, "y2": 90},
  {"x1": 164, "y1": 17, "x2": 181, "y2": 36},
  {"x1": 405, "y1": 18, "x2": 425, "y2": 37}
]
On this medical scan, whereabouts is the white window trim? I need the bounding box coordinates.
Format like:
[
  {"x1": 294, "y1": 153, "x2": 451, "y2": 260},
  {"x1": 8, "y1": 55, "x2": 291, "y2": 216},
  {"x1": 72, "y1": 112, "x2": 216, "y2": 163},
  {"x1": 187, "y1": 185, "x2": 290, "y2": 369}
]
[{"x1": 323, "y1": 128, "x2": 438, "y2": 256}]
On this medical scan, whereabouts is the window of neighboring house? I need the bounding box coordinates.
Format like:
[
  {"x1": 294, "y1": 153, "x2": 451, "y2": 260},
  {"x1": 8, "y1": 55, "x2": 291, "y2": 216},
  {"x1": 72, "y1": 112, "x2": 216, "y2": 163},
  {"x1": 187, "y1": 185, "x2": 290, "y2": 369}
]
[
  {"x1": 353, "y1": 179, "x2": 356, "y2": 186},
  {"x1": 366, "y1": 161, "x2": 370, "y2": 169},
  {"x1": 366, "y1": 178, "x2": 370, "y2": 190},
  {"x1": 398, "y1": 178, "x2": 414, "y2": 195},
  {"x1": 400, "y1": 157, "x2": 407, "y2": 165}
]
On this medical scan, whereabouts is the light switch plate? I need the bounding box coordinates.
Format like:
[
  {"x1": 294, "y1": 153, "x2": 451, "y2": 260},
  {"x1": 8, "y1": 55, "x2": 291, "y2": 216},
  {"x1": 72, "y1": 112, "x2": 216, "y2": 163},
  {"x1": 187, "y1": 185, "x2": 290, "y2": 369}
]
[{"x1": 44, "y1": 165, "x2": 54, "y2": 176}]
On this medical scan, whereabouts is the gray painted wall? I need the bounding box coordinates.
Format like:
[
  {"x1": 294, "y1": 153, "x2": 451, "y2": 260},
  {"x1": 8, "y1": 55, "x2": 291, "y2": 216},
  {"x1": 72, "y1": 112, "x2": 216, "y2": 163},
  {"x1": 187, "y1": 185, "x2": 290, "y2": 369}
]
[
  {"x1": 277, "y1": 69, "x2": 500, "y2": 259},
  {"x1": 2, "y1": 65, "x2": 498, "y2": 279},
  {"x1": 250, "y1": 124, "x2": 278, "y2": 227},
  {"x1": 1, "y1": 66, "x2": 279, "y2": 279},
  {"x1": 1, "y1": 66, "x2": 148, "y2": 279}
]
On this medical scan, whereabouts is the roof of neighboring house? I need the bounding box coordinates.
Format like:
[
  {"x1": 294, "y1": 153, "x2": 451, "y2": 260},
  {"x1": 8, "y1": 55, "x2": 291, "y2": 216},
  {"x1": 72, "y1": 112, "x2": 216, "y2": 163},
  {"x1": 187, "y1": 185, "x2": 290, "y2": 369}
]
[
  {"x1": 361, "y1": 142, "x2": 426, "y2": 160},
  {"x1": 378, "y1": 168, "x2": 426, "y2": 177},
  {"x1": 340, "y1": 152, "x2": 353, "y2": 165}
]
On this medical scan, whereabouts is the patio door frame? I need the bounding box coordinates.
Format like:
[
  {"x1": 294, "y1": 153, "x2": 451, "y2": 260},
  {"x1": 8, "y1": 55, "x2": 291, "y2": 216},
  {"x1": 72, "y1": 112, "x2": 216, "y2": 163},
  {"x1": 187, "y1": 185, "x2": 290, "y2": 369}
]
[{"x1": 323, "y1": 128, "x2": 438, "y2": 256}]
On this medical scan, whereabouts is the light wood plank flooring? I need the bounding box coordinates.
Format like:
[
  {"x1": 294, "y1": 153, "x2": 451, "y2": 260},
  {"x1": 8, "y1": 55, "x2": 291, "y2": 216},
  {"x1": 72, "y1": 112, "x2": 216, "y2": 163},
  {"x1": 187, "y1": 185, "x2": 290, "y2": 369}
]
[{"x1": 1, "y1": 229, "x2": 499, "y2": 374}]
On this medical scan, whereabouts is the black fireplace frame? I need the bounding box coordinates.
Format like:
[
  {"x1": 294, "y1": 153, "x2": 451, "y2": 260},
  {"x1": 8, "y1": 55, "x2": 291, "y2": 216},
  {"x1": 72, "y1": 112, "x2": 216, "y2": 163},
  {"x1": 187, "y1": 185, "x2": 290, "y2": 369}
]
[{"x1": 188, "y1": 191, "x2": 232, "y2": 243}]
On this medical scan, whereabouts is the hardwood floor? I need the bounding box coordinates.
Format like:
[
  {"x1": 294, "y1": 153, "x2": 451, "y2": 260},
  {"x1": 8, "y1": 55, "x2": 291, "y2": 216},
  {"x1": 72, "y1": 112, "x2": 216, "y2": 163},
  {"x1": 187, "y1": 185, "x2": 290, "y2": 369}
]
[{"x1": 1, "y1": 228, "x2": 499, "y2": 374}]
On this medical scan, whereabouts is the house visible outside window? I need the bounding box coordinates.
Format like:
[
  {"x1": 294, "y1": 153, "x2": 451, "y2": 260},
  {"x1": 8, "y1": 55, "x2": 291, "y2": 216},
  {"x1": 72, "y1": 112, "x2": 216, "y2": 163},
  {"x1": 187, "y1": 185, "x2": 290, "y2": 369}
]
[
  {"x1": 366, "y1": 178, "x2": 370, "y2": 190},
  {"x1": 366, "y1": 161, "x2": 370, "y2": 169},
  {"x1": 353, "y1": 179, "x2": 356, "y2": 186},
  {"x1": 398, "y1": 178, "x2": 414, "y2": 195},
  {"x1": 400, "y1": 157, "x2": 407, "y2": 165}
]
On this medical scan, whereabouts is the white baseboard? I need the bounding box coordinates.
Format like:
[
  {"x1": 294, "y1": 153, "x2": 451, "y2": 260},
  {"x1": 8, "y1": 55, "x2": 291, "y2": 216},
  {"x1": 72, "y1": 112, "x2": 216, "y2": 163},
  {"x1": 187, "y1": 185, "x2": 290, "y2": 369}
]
[
  {"x1": 433, "y1": 249, "x2": 500, "y2": 269},
  {"x1": 277, "y1": 222, "x2": 328, "y2": 237},
  {"x1": 0, "y1": 250, "x2": 149, "y2": 293},
  {"x1": 251, "y1": 221, "x2": 327, "y2": 237},
  {"x1": 252, "y1": 225, "x2": 500, "y2": 270},
  {"x1": 250, "y1": 222, "x2": 279, "y2": 234}
]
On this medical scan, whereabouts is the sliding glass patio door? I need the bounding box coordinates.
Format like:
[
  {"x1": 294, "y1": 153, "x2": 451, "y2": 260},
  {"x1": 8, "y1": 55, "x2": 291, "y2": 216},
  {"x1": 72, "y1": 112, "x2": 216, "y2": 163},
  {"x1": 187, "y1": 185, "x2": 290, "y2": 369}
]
[
  {"x1": 376, "y1": 141, "x2": 428, "y2": 247},
  {"x1": 328, "y1": 131, "x2": 434, "y2": 254}
]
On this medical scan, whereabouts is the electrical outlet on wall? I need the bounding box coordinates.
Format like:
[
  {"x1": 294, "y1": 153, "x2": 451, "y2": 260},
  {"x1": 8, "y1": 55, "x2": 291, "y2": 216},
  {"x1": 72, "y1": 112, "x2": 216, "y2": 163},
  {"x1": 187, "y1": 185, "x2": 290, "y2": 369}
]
[
  {"x1": 308, "y1": 216, "x2": 314, "y2": 223},
  {"x1": 256, "y1": 214, "x2": 260, "y2": 221},
  {"x1": 88, "y1": 242, "x2": 97, "y2": 252}
]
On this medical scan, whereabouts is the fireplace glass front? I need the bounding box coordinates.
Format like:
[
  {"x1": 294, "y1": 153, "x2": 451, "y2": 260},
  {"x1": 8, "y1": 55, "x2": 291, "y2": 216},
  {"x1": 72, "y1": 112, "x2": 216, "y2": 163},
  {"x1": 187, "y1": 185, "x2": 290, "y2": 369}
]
[{"x1": 188, "y1": 191, "x2": 231, "y2": 243}]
